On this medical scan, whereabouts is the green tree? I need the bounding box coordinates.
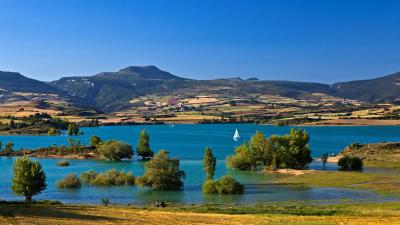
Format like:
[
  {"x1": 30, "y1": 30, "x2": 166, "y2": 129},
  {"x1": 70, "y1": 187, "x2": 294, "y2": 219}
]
[
  {"x1": 67, "y1": 123, "x2": 79, "y2": 136},
  {"x1": 203, "y1": 147, "x2": 216, "y2": 180},
  {"x1": 97, "y1": 140, "x2": 133, "y2": 161},
  {"x1": 136, "y1": 129, "x2": 154, "y2": 160},
  {"x1": 0, "y1": 141, "x2": 3, "y2": 151},
  {"x1": 2, "y1": 142, "x2": 14, "y2": 156},
  {"x1": 11, "y1": 157, "x2": 47, "y2": 201},
  {"x1": 136, "y1": 150, "x2": 185, "y2": 191},
  {"x1": 227, "y1": 142, "x2": 258, "y2": 171},
  {"x1": 90, "y1": 135, "x2": 102, "y2": 147},
  {"x1": 9, "y1": 119, "x2": 15, "y2": 129},
  {"x1": 47, "y1": 127, "x2": 59, "y2": 135}
]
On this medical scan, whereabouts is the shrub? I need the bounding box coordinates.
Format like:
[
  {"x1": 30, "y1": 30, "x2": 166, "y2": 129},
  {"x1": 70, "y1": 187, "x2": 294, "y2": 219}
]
[
  {"x1": 47, "y1": 127, "x2": 60, "y2": 135},
  {"x1": 97, "y1": 140, "x2": 133, "y2": 161},
  {"x1": 80, "y1": 170, "x2": 98, "y2": 183},
  {"x1": 202, "y1": 179, "x2": 218, "y2": 194},
  {"x1": 56, "y1": 161, "x2": 70, "y2": 167},
  {"x1": 56, "y1": 174, "x2": 81, "y2": 188},
  {"x1": 338, "y1": 155, "x2": 363, "y2": 171},
  {"x1": 80, "y1": 169, "x2": 135, "y2": 186},
  {"x1": 202, "y1": 176, "x2": 244, "y2": 195}
]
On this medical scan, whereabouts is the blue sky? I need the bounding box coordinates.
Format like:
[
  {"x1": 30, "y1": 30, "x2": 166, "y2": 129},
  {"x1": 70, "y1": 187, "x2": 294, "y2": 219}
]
[{"x1": 0, "y1": 0, "x2": 399, "y2": 83}]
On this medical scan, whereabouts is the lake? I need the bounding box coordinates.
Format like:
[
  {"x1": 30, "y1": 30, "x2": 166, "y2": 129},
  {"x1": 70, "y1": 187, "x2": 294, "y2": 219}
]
[{"x1": 1, "y1": 124, "x2": 399, "y2": 204}]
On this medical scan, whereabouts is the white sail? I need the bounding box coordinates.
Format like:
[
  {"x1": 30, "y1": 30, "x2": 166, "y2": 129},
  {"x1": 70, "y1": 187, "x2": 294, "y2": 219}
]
[{"x1": 233, "y1": 129, "x2": 240, "y2": 141}]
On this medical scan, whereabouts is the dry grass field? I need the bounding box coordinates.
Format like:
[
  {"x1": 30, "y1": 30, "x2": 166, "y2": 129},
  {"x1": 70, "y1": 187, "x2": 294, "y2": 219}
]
[{"x1": 1, "y1": 204, "x2": 400, "y2": 225}]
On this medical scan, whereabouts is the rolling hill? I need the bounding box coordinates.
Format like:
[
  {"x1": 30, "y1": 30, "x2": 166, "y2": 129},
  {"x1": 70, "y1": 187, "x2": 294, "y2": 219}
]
[{"x1": 1, "y1": 66, "x2": 400, "y2": 113}]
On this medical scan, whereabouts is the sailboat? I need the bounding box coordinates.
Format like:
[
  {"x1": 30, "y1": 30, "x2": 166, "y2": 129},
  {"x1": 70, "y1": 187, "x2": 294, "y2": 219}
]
[{"x1": 233, "y1": 129, "x2": 240, "y2": 141}]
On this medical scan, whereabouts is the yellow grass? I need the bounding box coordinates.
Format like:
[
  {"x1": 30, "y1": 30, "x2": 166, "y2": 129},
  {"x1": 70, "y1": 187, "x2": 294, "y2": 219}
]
[{"x1": 1, "y1": 204, "x2": 400, "y2": 225}]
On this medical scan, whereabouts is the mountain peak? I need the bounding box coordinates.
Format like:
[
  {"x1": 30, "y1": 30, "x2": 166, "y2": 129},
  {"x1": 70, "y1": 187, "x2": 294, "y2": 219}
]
[
  {"x1": 119, "y1": 65, "x2": 160, "y2": 73},
  {"x1": 117, "y1": 65, "x2": 182, "y2": 80}
]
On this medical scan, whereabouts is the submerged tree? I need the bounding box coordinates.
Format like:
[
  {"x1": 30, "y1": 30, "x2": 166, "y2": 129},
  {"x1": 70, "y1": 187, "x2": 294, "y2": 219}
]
[
  {"x1": 136, "y1": 129, "x2": 154, "y2": 160},
  {"x1": 11, "y1": 156, "x2": 47, "y2": 201},
  {"x1": 136, "y1": 150, "x2": 185, "y2": 191},
  {"x1": 203, "y1": 147, "x2": 217, "y2": 180},
  {"x1": 97, "y1": 140, "x2": 133, "y2": 161}
]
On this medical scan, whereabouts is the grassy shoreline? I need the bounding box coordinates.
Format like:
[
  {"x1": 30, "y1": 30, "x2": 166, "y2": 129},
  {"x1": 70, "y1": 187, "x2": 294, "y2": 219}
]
[{"x1": 2, "y1": 201, "x2": 400, "y2": 224}]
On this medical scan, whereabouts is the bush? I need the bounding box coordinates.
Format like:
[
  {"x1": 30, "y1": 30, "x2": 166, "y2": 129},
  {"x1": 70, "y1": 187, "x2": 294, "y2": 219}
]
[
  {"x1": 202, "y1": 179, "x2": 218, "y2": 194},
  {"x1": 97, "y1": 140, "x2": 133, "y2": 161},
  {"x1": 202, "y1": 175, "x2": 244, "y2": 195},
  {"x1": 80, "y1": 170, "x2": 98, "y2": 183},
  {"x1": 47, "y1": 127, "x2": 60, "y2": 135},
  {"x1": 338, "y1": 155, "x2": 363, "y2": 171},
  {"x1": 56, "y1": 161, "x2": 70, "y2": 167},
  {"x1": 80, "y1": 169, "x2": 135, "y2": 186},
  {"x1": 56, "y1": 174, "x2": 81, "y2": 188}
]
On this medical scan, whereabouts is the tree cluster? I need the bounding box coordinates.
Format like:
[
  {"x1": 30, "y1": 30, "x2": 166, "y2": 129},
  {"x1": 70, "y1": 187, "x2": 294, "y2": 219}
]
[{"x1": 227, "y1": 129, "x2": 312, "y2": 171}]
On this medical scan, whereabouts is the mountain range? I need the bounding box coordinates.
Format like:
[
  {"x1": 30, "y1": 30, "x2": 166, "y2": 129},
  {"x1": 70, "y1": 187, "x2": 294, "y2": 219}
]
[{"x1": 1, "y1": 66, "x2": 399, "y2": 112}]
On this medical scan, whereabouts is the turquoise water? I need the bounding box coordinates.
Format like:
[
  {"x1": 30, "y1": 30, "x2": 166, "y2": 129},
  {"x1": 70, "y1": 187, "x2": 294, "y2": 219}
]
[{"x1": 1, "y1": 124, "x2": 399, "y2": 204}]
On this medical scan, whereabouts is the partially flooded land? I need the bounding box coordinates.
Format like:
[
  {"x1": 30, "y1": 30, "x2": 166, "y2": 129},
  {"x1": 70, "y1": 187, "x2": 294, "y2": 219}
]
[{"x1": 2, "y1": 124, "x2": 400, "y2": 224}]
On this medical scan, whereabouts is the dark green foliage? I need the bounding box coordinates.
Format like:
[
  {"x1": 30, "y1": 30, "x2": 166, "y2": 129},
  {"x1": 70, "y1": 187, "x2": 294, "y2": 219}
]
[
  {"x1": 47, "y1": 127, "x2": 60, "y2": 135},
  {"x1": 136, "y1": 129, "x2": 154, "y2": 159},
  {"x1": 80, "y1": 169, "x2": 135, "y2": 186},
  {"x1": 90, "y1": 135, "x2": 102, "y2": 147},
  {"x1": 97, "y1": 140, "x2": 133, "y2": 161},
  {"x1": 202, "y1": 175, "x2": 244, "y2": 195},
  {"x1": 9, "y1": 119, "x2": 15, "y2": 128},
  {"x1": 80, "y1": 170, "x2": 98, "y2": 183},
  {"x1": 101, "y1": 197, "x2": 110, "y2": 206},
  {"x1": 67, "y1": 123, "x2": 80, "y2": 136},
  {"x1": 136, "y1": 150, "x2": 185, "y2": 191},
  {"x1": 56, "y1": 174, "x2": 81, "y2": 188},
  {"x1": 321, "y1": 153, "x2": 329, "y2": 170},
  {"x1": 227, "y1": 129, "x2": 312, "y2": 170},
  {"x1": 348, "y1": 143, "x2": 363, "y2": 150},
  {"x1": 0, "y1": 142, "x2": 14, "y2": 156},
  {"x1": 11, "y1": 157, "x2": 47, "y2": 201},
  {"x1": 203, "y1": 147, "x2": 216, "y2": 180},
  {"x1": 56, "y1": 161, "x2": 70, "y2": 167},
  {"x1": 338, "y1": 155, "x2": 363, "y2": 171}
]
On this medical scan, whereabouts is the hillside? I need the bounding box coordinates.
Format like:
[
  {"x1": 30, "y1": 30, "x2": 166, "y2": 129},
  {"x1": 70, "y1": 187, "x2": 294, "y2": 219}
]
[
  {"x1": 0, "y1": 71, "x2": 97, "y2": 117},
  {"x1": 2, "y1": 66, "x2": 400, "y2": 113},
  {"x1": 331, "y1": 72, "x2": 400, "y2": 102},
  {"x1": 50, "y1": 65, "x2": 335, "y2": 112},
  {"x1": 338, "y1": 142, "x2": 400, "y2": 168},
  {"x1": 0, "y1": 71, "x2": 60, "y2": 94}
]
